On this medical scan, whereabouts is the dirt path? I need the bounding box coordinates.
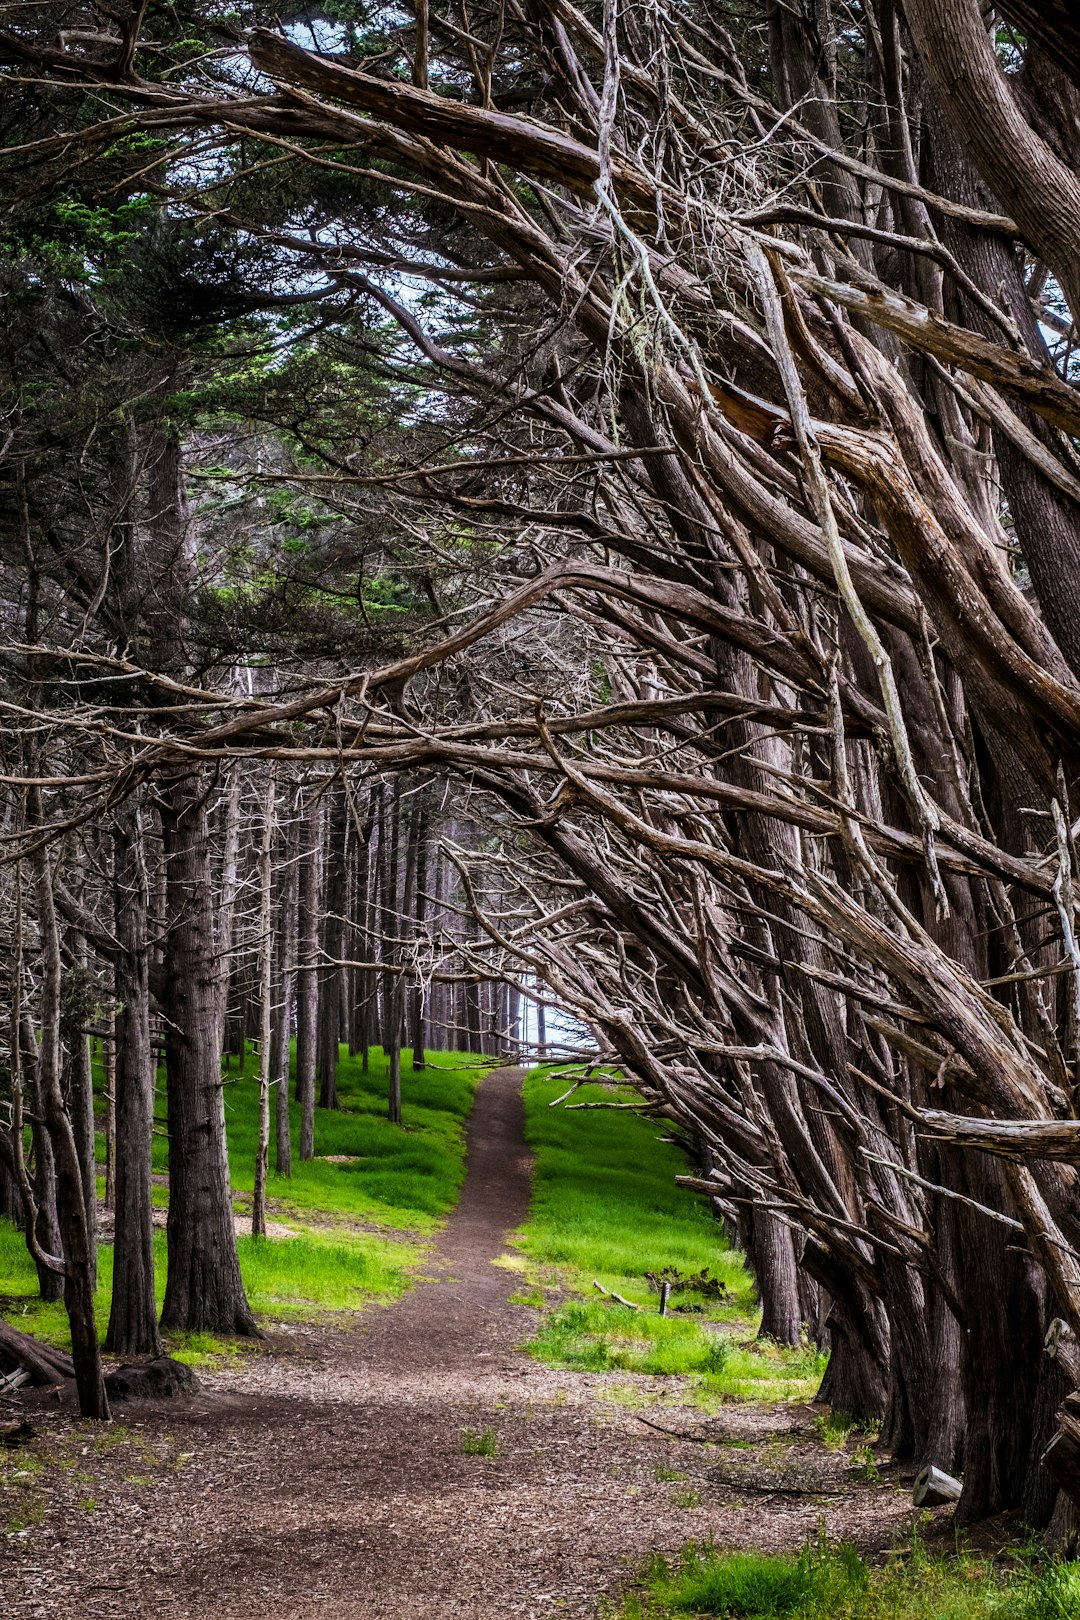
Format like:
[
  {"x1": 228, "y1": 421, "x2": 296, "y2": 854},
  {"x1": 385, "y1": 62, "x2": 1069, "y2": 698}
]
[{"x1": 2, "y1": 1068, "x2": 913, "y2": 1620}]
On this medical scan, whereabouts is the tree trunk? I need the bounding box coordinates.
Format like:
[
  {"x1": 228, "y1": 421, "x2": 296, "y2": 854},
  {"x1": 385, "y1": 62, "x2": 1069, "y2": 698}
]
[
  {"x1": 252, "y1": 776, "x2": 275, "y2": 1237},
  {"x1": 382, "y1": 780, "x2": 404, "y2": 1123},
  {"x1": 271, "y1": 790, "x2": 299, "y2": 1178},
  {"x1": 317, "y1": 788, "x2": 346, "y2": 1110},
  {"x1": 295, "y1": 792, "x2": 320, "y2": 1160},
  {"x1": 0, "y1": 1131, "x2": 22, "y2": 1227},
  {"x1": 102, "y1": 1027, "x2": 116, "y2": 1215},
  {"x1": 31, "y1": 819, "x2": 109, "y2": 1420},
  {"x1": 410, "y1": 785, "x2": 429, "y2": 1071},
  {"x1": 743, "y1": 1203, "x2": 804, "y2": 1348},
  {"x1": 105, "y1": 800, "x2": 161, "y2": 1358},
  {"x1": 23, "y1": 1020, "x2": 64, "y2": 1305},
  {"x1": 64, "y1": 948, "x2": 97, "y2": 1291},
  {"x1": 158, "y1": 774, "x2": 257, "y2": 1338}
]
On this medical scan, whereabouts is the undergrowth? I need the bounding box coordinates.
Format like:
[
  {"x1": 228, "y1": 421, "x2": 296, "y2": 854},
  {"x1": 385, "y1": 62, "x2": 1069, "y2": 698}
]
[
  {"x1": 513, "y1": 1069, "x2": 824, "y2": 1402},
  {"x1": 604, "y1": 1539, "x2": 1080, "y2": 1620}
]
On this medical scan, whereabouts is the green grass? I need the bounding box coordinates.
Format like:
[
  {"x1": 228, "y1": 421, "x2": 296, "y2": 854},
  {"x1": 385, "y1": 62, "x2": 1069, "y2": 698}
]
[
  {"x1": 514, "y1": 1071, "x2": 824, "y2": 1401},
  {"x1": 605, "y1": 1540, "x2": 1080, "y2": 1620},
  {"x1": 460, "y1": 1426, "x2": 499, "y2": 1456},
  {"x1": 153, "y1": 1045, "x2": 482, "y2": 1234},
  {"x1": 2, "y1": 1044, "x2": 482, "y2": 1359}
]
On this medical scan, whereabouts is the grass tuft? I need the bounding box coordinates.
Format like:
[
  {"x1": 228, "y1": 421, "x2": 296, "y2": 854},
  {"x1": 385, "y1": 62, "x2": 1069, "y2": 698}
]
[
  {"x1": 460, "y1": 1426, "x2": 499, "y2": 1456},
  {"x1": 606, "y1": 1539, "x2": 1080, "y2": 1620}
]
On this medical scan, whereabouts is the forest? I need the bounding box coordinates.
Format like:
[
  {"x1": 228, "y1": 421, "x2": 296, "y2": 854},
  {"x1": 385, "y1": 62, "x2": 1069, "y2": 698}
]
[{"x1": 4, "y1": 0, "x2": 1080, "y2": 1615}]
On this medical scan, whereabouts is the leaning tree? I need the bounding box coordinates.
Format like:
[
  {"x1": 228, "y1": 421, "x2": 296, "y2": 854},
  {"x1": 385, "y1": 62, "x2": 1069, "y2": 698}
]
[{"x1": 6, "y1": 0, "x2": 1080, "y2": 1526}]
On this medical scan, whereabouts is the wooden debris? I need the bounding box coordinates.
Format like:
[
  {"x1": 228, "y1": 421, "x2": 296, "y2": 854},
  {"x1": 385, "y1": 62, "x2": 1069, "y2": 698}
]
[
  {"x1": 913, "y1": 1464, "x2": 963, "y2": 1506},
  {"x1": 0, "y1": 1320, "x2": 74, "y2": 1386},
  {"x1": 592, "y1": 1280, "x2": 642, "y2": 1310}
]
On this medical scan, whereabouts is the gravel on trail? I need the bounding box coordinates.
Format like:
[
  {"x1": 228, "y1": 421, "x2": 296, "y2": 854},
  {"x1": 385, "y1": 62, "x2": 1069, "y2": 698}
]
[{"x1": 1, "y1": 1067, "x2": 917, "y2": 1619}]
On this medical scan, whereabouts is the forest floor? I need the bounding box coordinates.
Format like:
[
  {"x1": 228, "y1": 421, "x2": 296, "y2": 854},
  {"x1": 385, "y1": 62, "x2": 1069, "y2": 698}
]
[{"x1": 0, "y1": 1065, "x2": 933, "y2": 1620}]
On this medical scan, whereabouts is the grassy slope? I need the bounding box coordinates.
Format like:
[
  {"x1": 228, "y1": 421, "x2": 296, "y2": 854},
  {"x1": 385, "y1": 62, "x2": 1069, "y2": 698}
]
[
  {"x1": 512, "y1": 1071, "x2": 826, "y2": 1403},
  {"x1": 1, "y1": 1045, "x2": 482, "y2": 1358},
  {"x1": 514, "y1": 1074, "x2": 1070, "y2": 1619}
]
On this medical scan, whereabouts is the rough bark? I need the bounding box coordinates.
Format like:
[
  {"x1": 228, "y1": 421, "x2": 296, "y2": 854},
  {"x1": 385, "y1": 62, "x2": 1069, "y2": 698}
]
[
  {"x1": 317, "y1": 788, "x2": 346, "y2": 1110},
  {"x1": 105, "y1": 800, "x2": 161, "y2": 1358},
  {"x1": 31, "y1": 823, "x2": 108, "y2": 1419},
  {"x1": 295, "y1": 792, "x2": 320, "y2": 1161},
  {"x1": 158, "y1": 774, "x2": 257, "y2": 1338}
]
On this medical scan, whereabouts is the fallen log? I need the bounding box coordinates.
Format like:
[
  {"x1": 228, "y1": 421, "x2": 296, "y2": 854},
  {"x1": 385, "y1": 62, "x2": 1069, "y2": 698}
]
[
  {"x1": 1042, "y1": 1391, "x2": 1080, "y2": 1510},
  {"x1": 0, "y1": 1319, "x2": 75, "y2": 1386},
  {"x1": 913, "y1": 1464, "x2": 963, "y2": 1506}
]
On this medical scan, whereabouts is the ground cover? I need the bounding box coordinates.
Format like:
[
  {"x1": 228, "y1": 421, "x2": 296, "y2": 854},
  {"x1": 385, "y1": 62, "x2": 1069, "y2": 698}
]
[
  {"x1": 604, "y1": 1538, "x2": 1080, "y2": 1620},
  {"x1": 2, "y1": 1044, "x2": 482, "y2": 1358},
  {"x1": 512, "y1": 1069, "x2": 825, "y2": 1404}
]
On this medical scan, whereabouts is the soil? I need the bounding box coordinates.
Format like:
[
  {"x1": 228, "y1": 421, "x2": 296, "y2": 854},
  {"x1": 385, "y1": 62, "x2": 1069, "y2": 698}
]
[{"x1": 0, "y1": 1067, "x2": 920, "y2": 1619}]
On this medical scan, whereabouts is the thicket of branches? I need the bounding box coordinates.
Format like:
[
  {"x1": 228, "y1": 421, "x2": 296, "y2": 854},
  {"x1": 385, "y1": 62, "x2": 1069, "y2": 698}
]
[{"x1": 4, "y1": 0, "x2": 1080, "y2": 1533}]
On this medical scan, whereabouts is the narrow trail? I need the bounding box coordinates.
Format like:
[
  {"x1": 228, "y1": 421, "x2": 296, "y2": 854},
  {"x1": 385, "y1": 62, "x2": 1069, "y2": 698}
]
[{"x1": 4, "y1": 1068, "x2": 910, "y2": 1620}]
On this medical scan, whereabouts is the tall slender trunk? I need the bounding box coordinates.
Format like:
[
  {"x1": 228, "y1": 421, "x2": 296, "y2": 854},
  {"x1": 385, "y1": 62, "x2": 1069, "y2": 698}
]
[
  {"x1": 271, "y1": 789, "x2": 299, "y2": 1177},
  {"x1": 318, "y1": 788, "x2": 346, "y2": 1110},
  {"x1": 536, "y1": 988, "x2": 547, "y2": 1059},
  {"x1": 252, "y1": 777, "x2": 275, "y2": 1237},
  {"x1": 30, "y1": 813, "x2": 109, "y2": 1419},
  {"x1": 382, "y1": 781, "x2": 403, "y2": 1123},
  {"x1": 65, "y1": 936, "x2": 97, "y2": 1291},
  {"x1": 22, "y1": 1016, "x2": 64, "y2": 1304},
  {"x1": 105, "y1": 799, "x2": 161, "y2": 1357},
  {"x1": 410, "y1": 786, "x2": 429, "y2": 1070},
  {"x1": 295, "y1": 792, "x2": 320, "y2": 1159},
  {"x1": 355, "y1": 813, "x2": 374, "y2": 1073},
  {"x1": 0, "y1": 1131, "x2": 22, "y2": 1227},
  {"x1": 102, "y1": 1024, "x2": 116, "y2": 1215},
  {"x1": 159, "y1": 774, "x2": 257, "y2": 1337}
]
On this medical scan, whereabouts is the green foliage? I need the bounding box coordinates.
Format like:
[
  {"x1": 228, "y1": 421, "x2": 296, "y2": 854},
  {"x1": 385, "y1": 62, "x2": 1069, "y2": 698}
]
[
  {"x1": 621, "y1": 1541, "x2": 867, "y2": 1617},
  {"x1": 460, "y1": 1426, "x2": 499, "y2": 1456},
  {"x1": 516, "y1": 1071, "x2": 754, "y2": 1293},
  {"x1": 813, "y1": 1410, "x2": 875, "y2": 1451},
  {"x1": 606, "y1": 1539, "x2": 1080, "y2": 1620},
  {"x1": 236, "y1": 1230, "x2": 417, "y2": 1316}
]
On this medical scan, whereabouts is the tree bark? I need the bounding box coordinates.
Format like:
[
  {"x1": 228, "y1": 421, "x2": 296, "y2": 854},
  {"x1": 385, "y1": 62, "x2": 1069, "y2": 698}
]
[
  {"x1": 252, "y1": 775, "x2": 275, "y2": 1238},
  {"x1": 317, "y1": 788, "x2": 346, "y2": 1110},
  {"x1": 30, "y1": 816, "x2": 109, "y2": 1419},
  {"x1": 158, "y1": 774, "x2": 257, "y2": 1338},
  {"x1": 271, "y1": 789, "x2": 299, "y2": 1177},
  {"x1": 743, "y1": 1203, "x2": 804, "y2": 1348},
  {"x1": 295, "y1": 792, "x2": 320, "y2": 1160},
  {"x1": 105, "y1": 799, "x2": 161, "y2": 1358}
]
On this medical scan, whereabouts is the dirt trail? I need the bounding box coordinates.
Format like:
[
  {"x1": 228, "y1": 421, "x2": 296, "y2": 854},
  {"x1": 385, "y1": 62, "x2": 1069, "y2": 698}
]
[{"x1": 2, "y1": 1068, "x2": 912, "y2": 1620}]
